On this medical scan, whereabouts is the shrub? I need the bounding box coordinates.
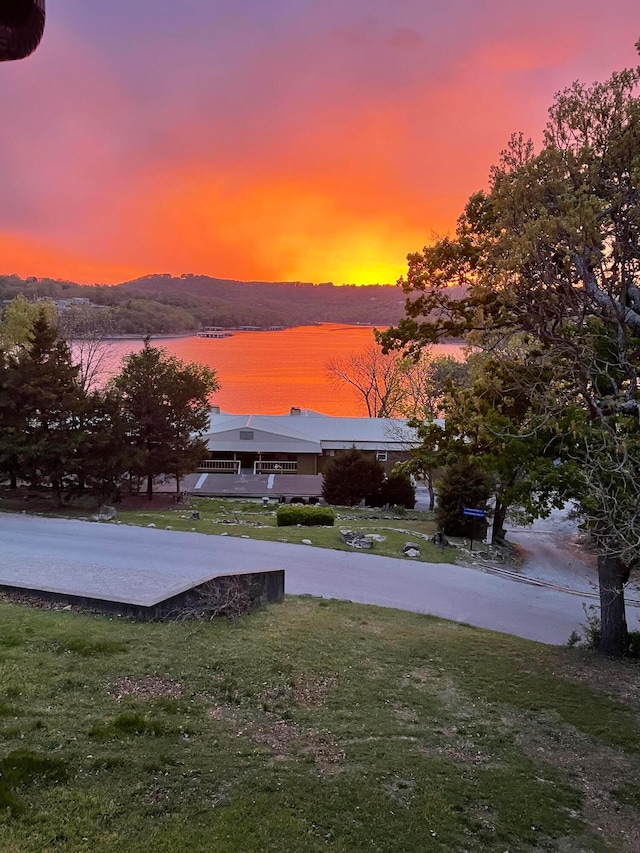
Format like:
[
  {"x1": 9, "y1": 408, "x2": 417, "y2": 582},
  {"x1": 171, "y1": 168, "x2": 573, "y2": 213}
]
[
  {"x1": 383, "y1": 472, "x2": 416, "y2": 508},
  {"x1": 322, "y1": 448, "x2": 385, "y2": 506},
  {"x1": 570, "y1": 604, "x2": 640, "y2": 658},
  {"x1": 276, "y1": 505, "x2": 335, "y2": 527},
  {"x1": 436, "y1": 460, "x2": 489, "y2": 537},
  {"x1": 366, "y1": 471, "x2": 416, "y2": 509}
]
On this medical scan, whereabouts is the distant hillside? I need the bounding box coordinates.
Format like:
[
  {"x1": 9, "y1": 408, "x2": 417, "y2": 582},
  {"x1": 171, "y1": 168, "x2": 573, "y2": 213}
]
[
  {"x1": 0, "y1": 273, "x2": 408, "y2": 334},
  {"x1": 116, "y1": 274, "x2": 407, "y2": 328}
]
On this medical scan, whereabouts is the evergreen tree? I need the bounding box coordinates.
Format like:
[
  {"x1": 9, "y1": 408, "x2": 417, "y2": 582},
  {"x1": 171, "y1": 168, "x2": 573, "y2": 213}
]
[
  {"x1": 435, "y1": 461, "x2": 489, "y2": 539},
  {"x1": 72, "y1": 388, "x2": 133, "y2": 500},
  {"x1": 0, "y1": 309, "x2": 86, "y2": 499},
  {"x1": 381, "y1": 471, "x2": 416, "y2": 509},
  {"x1": 113, "y1": 339, "x2": 219, "y2": 499},
  {"x1": 321, "y1": 448, "x2": 385, "y2": 506}
]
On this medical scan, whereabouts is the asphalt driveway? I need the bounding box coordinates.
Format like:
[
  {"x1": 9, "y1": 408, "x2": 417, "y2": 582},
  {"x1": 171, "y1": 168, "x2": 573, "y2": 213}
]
[{"x1": 0, "y1": 513, "x2": 638, "y2": 645}]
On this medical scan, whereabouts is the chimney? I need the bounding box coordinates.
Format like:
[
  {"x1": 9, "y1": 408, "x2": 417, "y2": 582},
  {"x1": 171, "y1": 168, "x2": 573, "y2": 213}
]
[
  {"x1": 211, "y1": 405, "x2": 220, "y2": 415},
  {"x1": 290, "y1": 407, "x2": 302, "y2": 416}
]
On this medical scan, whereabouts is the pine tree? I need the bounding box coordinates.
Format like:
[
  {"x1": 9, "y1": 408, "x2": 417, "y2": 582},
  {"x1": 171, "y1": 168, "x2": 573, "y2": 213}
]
[
  {"x1": 0, "y1": 309, "x2": 86, "y2": 499},
  {"x1": 113, "y1": 339, "x2": 219, "y2": 499}
]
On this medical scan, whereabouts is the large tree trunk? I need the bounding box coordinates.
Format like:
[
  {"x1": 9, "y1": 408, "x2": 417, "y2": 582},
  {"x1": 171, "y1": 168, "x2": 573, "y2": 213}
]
[
  {"x1": 426, "y1": 471, "x2": 435, "y2": 512},
  {"x1": 146, "y1": 474, "x2": 153, "y2": 501},
  {"x1": 491, "y1": 500, "x2": 508, "y2": 545},
  {"x1": 598, "y1": 555, "x2": 628, "y2": 657}
]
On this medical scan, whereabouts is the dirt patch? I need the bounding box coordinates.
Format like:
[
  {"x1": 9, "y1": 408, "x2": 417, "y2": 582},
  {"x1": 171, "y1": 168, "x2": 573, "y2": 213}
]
[
  {"x1": 555, "y1": 652, "x2": 640, "y2": 706},
  {"x1": 403, "y1": 666, "x2": 485, "y2": 721},
  {"x1": 292, "y1": 676, "x2": 337, "y2": 706},
  {"x1": 238, "y1": 719, "x2": 345, "y2": 775},
  {"x1": 385, "y1": 777, "x2": 416, "y2": 807},
  {"x1": 258, "y1": 675, "x2": 338, "y2": 709},
  {"x1": 393, "y1": 706, "x2": 420, "y2": 724},
  {"x1": 207, "y1": 703, "x2": 242, "y2": 722},
  {"x1": 108, "y1": 676, "x2": 183, "y2": 701},
  {"x1": 511, "y1": 714, "x2": 640, "y2": 852},
  {"x1": 419, "y1": 731, "x2": 494, "y2": 768}
]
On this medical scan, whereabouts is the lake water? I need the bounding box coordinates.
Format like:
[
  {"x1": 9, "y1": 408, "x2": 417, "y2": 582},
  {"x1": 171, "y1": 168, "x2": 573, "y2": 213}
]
[{"x1": 102, "y1": 324, "x2": 464, "y2": 416}]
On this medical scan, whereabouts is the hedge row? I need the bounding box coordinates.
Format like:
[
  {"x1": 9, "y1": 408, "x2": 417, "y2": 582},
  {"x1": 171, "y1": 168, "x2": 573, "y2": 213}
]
[{"x1": 276, "y1": 505, "x2": 335, "y2": 527}]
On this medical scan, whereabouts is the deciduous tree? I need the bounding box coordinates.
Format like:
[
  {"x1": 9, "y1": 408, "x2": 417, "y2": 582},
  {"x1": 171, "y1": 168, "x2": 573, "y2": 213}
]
[
  {"x1": 56, "y1": 303, "x2": 116, "y2": 392},
  {"x1": 382, "y1": 51, "x2": 640, "y2": 655},
  {"x1": 326, "y1": 344, "x2": 410, "y2": 418}
]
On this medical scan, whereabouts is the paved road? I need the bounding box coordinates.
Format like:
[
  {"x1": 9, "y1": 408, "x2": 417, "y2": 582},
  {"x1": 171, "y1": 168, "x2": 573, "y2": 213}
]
[{"x1": 0, "y1": 514, "x2": 637, "y2": 645}]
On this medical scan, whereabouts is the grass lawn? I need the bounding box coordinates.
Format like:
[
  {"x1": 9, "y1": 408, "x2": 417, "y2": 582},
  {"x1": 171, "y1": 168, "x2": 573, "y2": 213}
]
[
  {"x1": 114, "y1": 498, "x2": 465, "y2": 564},
  {"x1": 0, "y1": 596, "x2": 638, "y2": 851}
]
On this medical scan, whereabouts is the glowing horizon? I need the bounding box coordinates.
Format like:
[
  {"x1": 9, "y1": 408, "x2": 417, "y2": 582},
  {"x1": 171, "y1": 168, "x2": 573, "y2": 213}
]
[{"x1": 1, "y1": 3, "x2": 637, "y2": 286}]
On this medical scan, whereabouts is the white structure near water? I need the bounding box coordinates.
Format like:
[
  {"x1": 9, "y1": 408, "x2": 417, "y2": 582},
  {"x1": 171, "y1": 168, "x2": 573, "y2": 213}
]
[{"x1": 199, "y1": 407, "x2": 428, "y2": 476}]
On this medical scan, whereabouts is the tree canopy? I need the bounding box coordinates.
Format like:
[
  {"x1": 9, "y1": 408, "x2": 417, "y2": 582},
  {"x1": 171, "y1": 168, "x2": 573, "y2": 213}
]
[{"x1": 382, "y1": 52, "x2": 640, "y2": 655}]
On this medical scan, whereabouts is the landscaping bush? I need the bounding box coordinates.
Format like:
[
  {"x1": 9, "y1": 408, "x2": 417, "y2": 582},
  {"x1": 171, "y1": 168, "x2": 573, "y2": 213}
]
[{"x1": 276, "y1": 505, "x2": 335, "y2": 527}]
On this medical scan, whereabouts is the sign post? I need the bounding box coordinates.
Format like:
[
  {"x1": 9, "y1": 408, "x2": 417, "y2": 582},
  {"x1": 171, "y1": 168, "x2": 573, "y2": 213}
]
[{"x1": 462, "y1": 507, "x2": 486, "y2": 551}]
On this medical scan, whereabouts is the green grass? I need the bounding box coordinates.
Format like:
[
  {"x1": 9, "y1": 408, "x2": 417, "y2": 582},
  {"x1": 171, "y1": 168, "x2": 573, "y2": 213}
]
[
  {"x1": 114, "y1": 498, "x2": 458, "y2": 564},
  {"x1": 0, "y1": 597, "x2": 638, "y2": 851}
]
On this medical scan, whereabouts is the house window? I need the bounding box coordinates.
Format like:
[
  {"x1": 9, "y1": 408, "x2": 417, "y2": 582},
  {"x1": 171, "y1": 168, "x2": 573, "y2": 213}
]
[
  {"x1": 376, "y1": 451, "x2": 388, "y2": 462},
  {"x1": 239, "y1": 430, "x2": 254, "y2": 440}
]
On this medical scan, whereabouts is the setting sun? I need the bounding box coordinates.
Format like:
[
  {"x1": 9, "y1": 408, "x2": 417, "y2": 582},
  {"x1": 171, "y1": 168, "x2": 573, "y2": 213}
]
[{"x1": 0, "y1": 5, "x2": 636, "y2": 285}]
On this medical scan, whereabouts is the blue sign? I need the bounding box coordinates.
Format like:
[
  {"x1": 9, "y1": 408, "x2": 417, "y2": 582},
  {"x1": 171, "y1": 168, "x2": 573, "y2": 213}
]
[{"x1": 463, "y1": 507, "x2": 486, "y2": 518}]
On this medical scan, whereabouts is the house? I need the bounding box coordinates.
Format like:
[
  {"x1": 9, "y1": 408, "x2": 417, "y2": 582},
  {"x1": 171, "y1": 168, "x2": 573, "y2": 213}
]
[{"x1": 198, "y1": 407, "x2": 429, "y2": 476}]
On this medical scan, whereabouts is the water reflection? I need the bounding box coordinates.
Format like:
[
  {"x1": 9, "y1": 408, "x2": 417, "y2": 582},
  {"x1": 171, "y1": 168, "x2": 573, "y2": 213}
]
[{"x1": 89, "y1": 324, "x2": 465, "y2": 416}]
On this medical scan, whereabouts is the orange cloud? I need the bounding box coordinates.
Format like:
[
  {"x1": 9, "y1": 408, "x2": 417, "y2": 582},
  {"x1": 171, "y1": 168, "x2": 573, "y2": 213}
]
[
  {"x1": 1, "y1": 4, "x2": 637, "y2": 287},
  {"x1": 112, "y1": 166, "x2": 424, "y2": 285},
  {"x1": 0, "y1": 233, "x2": 142, "y2": 284}
]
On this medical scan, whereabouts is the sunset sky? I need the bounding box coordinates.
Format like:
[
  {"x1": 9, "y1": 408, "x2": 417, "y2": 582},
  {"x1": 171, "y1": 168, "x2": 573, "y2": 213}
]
[{"x1": 1, "y1": 1, "x2": 638, "y2": 286}]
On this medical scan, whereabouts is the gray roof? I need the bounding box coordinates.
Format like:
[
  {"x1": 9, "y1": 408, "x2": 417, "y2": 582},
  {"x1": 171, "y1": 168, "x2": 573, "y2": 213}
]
[{"x1": 203, "y1": 410, "x2": 428, "y2": 452}]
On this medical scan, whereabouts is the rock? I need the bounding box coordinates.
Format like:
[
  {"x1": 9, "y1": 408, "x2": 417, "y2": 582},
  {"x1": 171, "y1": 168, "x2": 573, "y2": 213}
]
[
  {"x1": 403, "y1": 541, "x2": 421, "y2": 552},
  {"x1": 220, "y1": 532, "x2": 228, "y2": 536},
  {"x1": 404, "y1": 548, "x2": 421, "y2": 558},
  {"x1": 241, "y1": 535, "x2": 250, "y2": 539},
  {"x1": 165, "y1": 525, "x2": 173, "y2": 530},
  {"x1": 301, "y1": 539, "x2": 312, "y2": 545},
  {"x1": 92, "y1": 505, "x2": 117, "y2": 522},
  {"x1": 147, "y1": 523, "x2": 156, "y2": 528},
  {"x1": 340, "y1": 530, "x2": 373, "y2": 549},
  {"x1": 367, "y1": 534, "x2": 387, "y2": 542}
]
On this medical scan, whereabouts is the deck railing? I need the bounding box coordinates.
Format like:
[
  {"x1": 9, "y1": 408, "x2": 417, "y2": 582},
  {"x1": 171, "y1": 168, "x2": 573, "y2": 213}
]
[
  {"x1": 253, "y1": 460, "x2": 297, "y2": 474},
  {"x1": 198, "y1": 459, "x2": 241, "y2": 473}
]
